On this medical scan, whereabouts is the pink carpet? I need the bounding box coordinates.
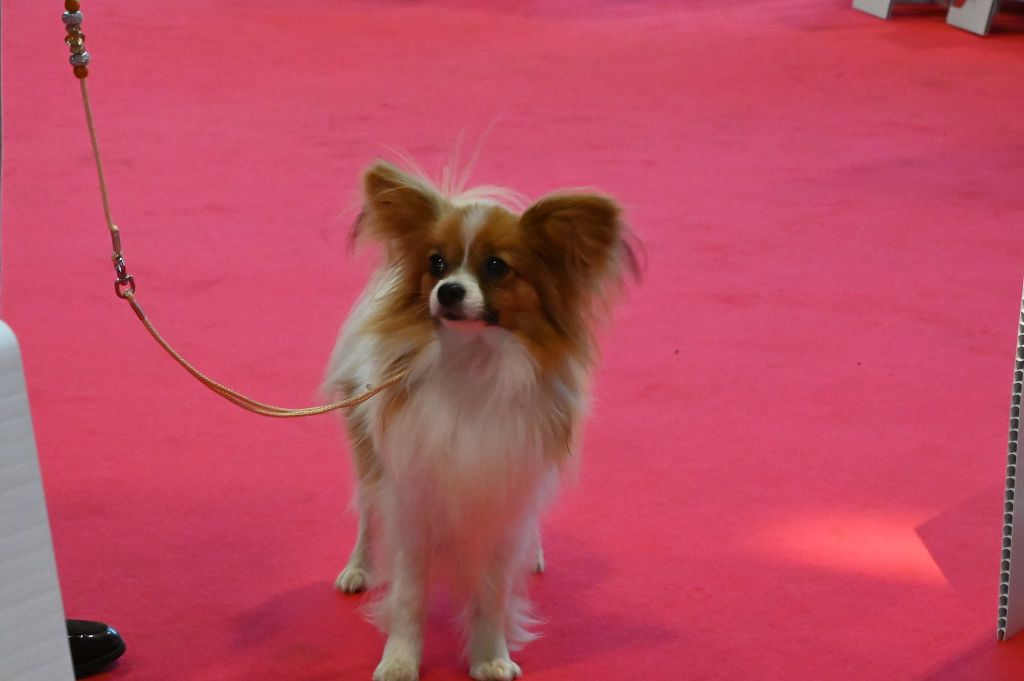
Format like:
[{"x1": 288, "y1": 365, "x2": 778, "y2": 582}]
[{"x1": 4, "y1": 1, "x2": 1024, "y2": 679}]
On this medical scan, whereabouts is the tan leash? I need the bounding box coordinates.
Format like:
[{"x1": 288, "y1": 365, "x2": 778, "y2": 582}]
[{"x1": 62, "y1": 2, "x2": 407, "y2": 417}]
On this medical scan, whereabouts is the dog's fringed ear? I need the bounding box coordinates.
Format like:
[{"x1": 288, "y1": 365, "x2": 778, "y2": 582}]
[
  {"x1": 356, "y1": 161, "x2": 445, "y2": 247},
  {"x1": 520, "y1": 193, "x2": 635, "y2": 286}
]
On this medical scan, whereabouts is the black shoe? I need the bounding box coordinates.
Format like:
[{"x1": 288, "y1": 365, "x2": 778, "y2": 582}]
[{"x1": 67, "y1": 619, "x2": 126, "y2": 678}]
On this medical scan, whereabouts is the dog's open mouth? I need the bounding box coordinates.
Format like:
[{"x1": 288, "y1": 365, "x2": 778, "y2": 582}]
[
  {"x1": 439, "y1": 311, "x2": 499, "y2": 330},
  {"x1": 440, "y1": 317, "x2": 486, "y2": 332}
]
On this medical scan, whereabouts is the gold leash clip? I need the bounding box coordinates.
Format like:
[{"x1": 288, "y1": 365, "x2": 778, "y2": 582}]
[
  {"x1": 113, "y1": 254, "x2": 135, "y2": 299},
  {"x1": 110, "y1": 224, "x2": 135, "y2": 298}
]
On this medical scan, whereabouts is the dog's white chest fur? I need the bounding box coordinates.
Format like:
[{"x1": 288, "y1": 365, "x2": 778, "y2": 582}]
[{"x1": 376, "y1": 328, "x2": 555, "y2": 537}]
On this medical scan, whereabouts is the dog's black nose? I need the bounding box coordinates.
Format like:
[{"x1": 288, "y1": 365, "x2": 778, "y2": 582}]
[{"x1": 437, "y1": 282, "x2": 466, "y2": 307}]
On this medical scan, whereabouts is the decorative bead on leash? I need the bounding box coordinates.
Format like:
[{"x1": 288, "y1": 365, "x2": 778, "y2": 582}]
[
  {"x1": 63, "y1": 2, "x2": 90, "y2": 78},
  {"x1": 63, "y1": 2, "x2": 407, "y2": 417}
]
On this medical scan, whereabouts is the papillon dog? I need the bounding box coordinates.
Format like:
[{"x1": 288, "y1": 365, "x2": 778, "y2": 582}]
[{"x1": 324, "y1": 161, "x2": 636, "y2": 681}]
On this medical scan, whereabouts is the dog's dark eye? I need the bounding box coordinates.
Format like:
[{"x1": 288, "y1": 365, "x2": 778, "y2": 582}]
[
  {"x1": 484, "y1": 256, "x2": 510, "y2": 281},
  {"x1": 429, "y1": 254, "x2": 447, "y2": 277}
]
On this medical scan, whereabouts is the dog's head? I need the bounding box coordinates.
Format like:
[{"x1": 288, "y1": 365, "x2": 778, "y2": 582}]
[{"x1": 355, "y1": 161, "x2": 638, "y2": 366}]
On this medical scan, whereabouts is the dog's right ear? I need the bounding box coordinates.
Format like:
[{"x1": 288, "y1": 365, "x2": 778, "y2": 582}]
[{"x1": 356, "y1": 161, "x2": 445, "y2": 247}]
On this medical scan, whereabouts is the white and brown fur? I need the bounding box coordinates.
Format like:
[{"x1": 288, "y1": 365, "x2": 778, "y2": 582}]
[{"x1": 323, "y1": 161, "x2": 636, "y2": 681}]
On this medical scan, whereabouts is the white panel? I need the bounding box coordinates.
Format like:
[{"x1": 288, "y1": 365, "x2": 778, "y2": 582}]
[
  {"x1": 853, "y1": 0, "x2": 895, "y2": 19},
  {"x1": 0, "y1": 322, "x2": 75, "y2": 680},
  {"x1": 1000, "y1": 282, "x2": 1024, "y2": 641},
  {"x1": 947, "y1": 0, "x2": 1001, "y2": 36}
]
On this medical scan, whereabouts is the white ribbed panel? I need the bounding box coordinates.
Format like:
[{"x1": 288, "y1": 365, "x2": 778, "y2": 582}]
[
  {"x1": 999, "y1": 282, "x2": 1024, "y2": 641},
  {"x1": 0, "y1": 322, "x2": 75, "y2": 680}
]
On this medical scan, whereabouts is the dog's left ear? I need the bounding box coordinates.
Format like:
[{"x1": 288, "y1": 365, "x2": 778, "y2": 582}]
[
  {"x1": 357, "y1": 161, "x2": 445, "y2": 248},
  {"x1": 520, "y1": 193, "x2": 632, "y2": 285}
]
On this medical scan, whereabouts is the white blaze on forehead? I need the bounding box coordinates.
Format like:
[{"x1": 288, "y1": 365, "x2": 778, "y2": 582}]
[
  {"x1": 460, "y1": 204, "x2": 493, "y2": 260},
  {"x1": 427, "y1": 203, "x2": 493, "y2": 322}
]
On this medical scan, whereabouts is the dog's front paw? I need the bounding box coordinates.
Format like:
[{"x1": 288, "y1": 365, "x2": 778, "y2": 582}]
[
  {"x1": 335, "y1": 565, "x2": 370, "y2": 593},
  {"x1": 470, "y1": 657, "x2": 522, "y2": 681},
  {"x1": 373, "y1": 656, "x2": 419, "y2": 681}
]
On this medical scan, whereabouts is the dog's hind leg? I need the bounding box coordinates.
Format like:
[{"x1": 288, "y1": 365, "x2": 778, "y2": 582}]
[
  {"x1": 336, "y1": 417, "x2": 381, "y2": 594},
  {"x1": 335, "y1": 493, "x2": 374, "y2": 593}
]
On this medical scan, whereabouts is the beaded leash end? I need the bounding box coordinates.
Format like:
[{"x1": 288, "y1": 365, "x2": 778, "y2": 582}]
[{"x1": 63, "y1": 0, "x2": 90, "y2": 79}]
